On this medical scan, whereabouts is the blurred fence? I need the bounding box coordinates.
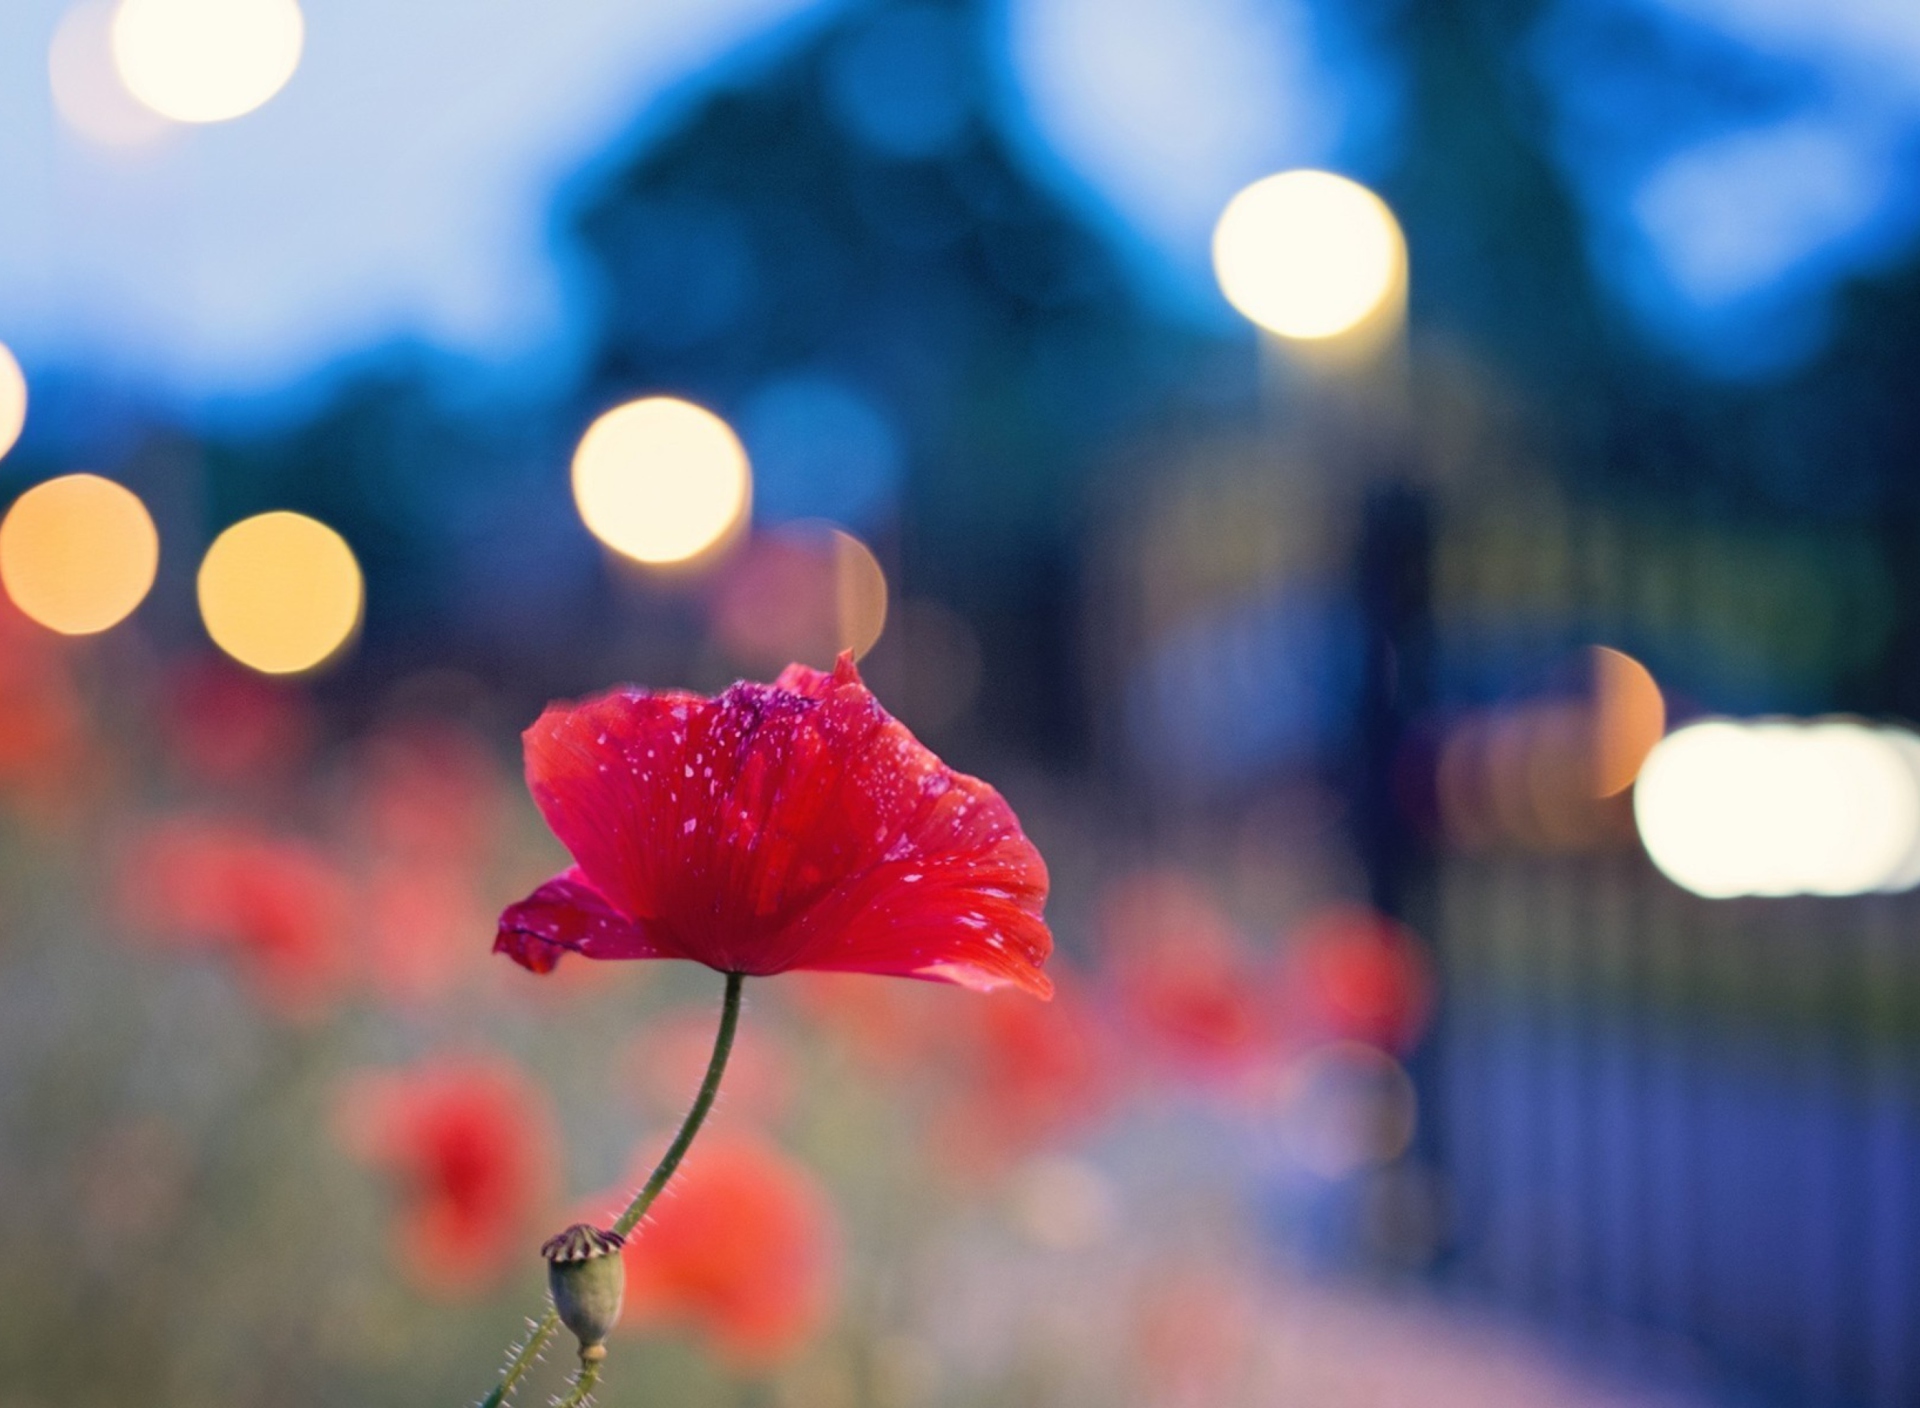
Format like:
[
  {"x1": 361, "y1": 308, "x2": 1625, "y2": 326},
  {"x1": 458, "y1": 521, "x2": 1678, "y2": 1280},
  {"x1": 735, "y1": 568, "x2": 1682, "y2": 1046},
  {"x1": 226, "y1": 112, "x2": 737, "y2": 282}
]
[{"x1": 1415, "y1": 486, "x2": 1918, "y2": 1407}]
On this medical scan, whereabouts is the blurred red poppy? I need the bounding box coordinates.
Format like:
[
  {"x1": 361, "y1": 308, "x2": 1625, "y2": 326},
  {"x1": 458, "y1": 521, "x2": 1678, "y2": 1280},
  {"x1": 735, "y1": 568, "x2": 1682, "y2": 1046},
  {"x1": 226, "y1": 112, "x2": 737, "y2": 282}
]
[
  {"x1": 351, "y1": 721, "x2": 506, "y2": 868},
  {"x1": 0, "y1": 593, "x2": 87, "y2": 807},
  {"x1": 930, "y1": 980, "x2": 1112, "y2": 1178},
  {"x1": 495, "y1": 652, "x2": 1052, "y2": 998},
  {"x1": 345, "y1": 723, "x2": 509, "y2": 1004},
  {"x1": 159, "y1": 657, "x2": 314, "y2": 788},
  {"x1": 363, "y1": 862, "x2": 492, "y2": 1005},
  {"x1": 336, "y1": 1057, "x2": 558, "y2": 1296},
  {"x1": 604, "y1": 1132, "x2": 838, "y2": 1368},
  {"x1": 118, "y1": 817, "x2": 352, "y2": 1019},
  {"x1": 1282, "y1": 905, "x2": 1433, "y2": 1054},
  {"x1": 1103, "y1": 871, "x2": 1274, "y2": 1077}
]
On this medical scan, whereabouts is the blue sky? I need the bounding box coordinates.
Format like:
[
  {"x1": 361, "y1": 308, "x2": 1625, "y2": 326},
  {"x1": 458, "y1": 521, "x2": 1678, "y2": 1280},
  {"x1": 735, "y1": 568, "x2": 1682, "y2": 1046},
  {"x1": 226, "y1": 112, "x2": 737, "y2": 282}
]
[
  {"x1": 0, "y1": 0, "x2": 1360, "y2": 403},
  {"x1": 2, "y1": 0, "x2": 1918, "y2": 402}
]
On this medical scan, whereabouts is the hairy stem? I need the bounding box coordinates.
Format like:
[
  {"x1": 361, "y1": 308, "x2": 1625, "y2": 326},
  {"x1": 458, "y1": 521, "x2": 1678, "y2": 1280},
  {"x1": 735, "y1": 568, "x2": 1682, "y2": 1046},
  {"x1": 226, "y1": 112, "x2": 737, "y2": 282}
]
[
  {"x1": 473, "y1": 971, "x2": 746, "y2": 1407},
  {"x1": 612, "y1": 970, "x2": 744, "y2": 1235},
  {"x1": 553, "y1": 1359, "x2": 601, "y2": 1408}
]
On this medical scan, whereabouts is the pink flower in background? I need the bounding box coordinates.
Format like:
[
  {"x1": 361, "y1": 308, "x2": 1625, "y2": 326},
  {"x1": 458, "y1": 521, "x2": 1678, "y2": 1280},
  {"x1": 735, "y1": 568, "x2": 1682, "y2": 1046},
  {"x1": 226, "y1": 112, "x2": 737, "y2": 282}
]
[
  {"x1": 118, "y1": 817, "x2": 352, "y2": 1019},
  {"x1": 336, "y1": 1058, "x2": 558, "y2": 1296},
  {"x1": 604, "y1": 1132, "x2": 838, "y2": 1368},
  {"x1": 496, "y1": 653, "x2": 1052, "y2": 999},
  {"x1": 362, "y1": 863, "x2": 493, "y2": 1005}
]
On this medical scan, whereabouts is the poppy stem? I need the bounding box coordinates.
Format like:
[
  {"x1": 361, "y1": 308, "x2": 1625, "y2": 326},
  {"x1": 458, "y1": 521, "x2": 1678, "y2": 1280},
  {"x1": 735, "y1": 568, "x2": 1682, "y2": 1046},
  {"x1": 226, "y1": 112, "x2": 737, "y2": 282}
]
[
  {"x1": 553, "y1": 1358, "x2": 601, "y2": 1408},
  {"x1": 476, "y1": 1312, "x2": 557, "y2": 1408},
  {"x1": 611, "y1": 970, "x2": 745, "y2": 1237},
  {"x1": 472, "y1": 971, "x2": 746, "y2": 1408}
]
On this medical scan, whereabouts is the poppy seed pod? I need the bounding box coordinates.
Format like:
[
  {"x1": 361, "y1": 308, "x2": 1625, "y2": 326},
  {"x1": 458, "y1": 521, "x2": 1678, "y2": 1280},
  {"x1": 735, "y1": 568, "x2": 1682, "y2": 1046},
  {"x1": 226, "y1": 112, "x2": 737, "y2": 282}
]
[{"x1": 541, "y1": 1223, "x2": 626, "y2": 1360}]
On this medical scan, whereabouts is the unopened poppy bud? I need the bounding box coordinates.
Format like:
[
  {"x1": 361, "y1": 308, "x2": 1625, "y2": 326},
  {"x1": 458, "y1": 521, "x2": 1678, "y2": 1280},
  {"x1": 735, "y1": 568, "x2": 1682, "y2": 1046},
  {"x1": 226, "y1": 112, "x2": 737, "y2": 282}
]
[{"x1": 541, "y1": 1223, "x2": 625, "y2": 1361}]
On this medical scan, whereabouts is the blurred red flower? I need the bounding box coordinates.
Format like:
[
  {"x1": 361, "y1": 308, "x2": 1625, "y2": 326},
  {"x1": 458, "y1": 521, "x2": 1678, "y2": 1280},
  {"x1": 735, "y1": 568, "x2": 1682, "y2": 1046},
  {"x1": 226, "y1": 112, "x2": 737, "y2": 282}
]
[
  {"x1": 351, "y1": 722, "x2": 505, "y2": 868},
  {"x1": 1282, "y1": 905, "x2": 1433, "y2": 1054},
  {"x1": 347, "y1": 723, "x2": 509, "y2": 1004},
  {"x1": 336, "y1": 1057, "x2": 558, "y2": 1296},
  {"x1": 604, "y1": 1132, "x2": 838, "y2": 1368},
  {"x1": 496, "y1": 652, "x2": 1052, "y2": 998},
  {"x1": 1103, "y1": 871, "x2": 1274, "y2": 1077},
  {"x1": 0, "y1": 593, "x2": 87, "y2": 807},
  {"x1": 930, "y1": 980, "x2": 1112, "y2": 1178},
  {"x1": 159, "y1": 657, "x2": 314, "y2": 789},
  {"x1": 363, "y1": 862, "x2": 493, "y2": 1005},
  {"x1": 118, "y1": 817, "x2": 352, "y2": 1019}
]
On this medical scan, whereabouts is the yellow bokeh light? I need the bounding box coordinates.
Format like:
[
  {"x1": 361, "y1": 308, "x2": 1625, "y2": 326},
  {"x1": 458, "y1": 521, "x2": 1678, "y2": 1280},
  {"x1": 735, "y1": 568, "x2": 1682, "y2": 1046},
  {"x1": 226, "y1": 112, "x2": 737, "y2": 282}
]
[
  {"x1": 111, "y1": 0, "x2": 304, "y2": 125},
  {"x1": 1591, "y1": 644, "x2": 1665, "y2": 797},
  {"x1": 0, "y1": 473, "x2": 159, "y2": 635},
  {"x1": 832, "y1": 529, "x2": 888, "y2": 660},
  {"x1": 572, "y1": 397, "x2": 751, "y2": 566},
  {"x1": 197, "y1": 511, "x2": 362, "y2": 675},
  {"x1": 0, "y1": 343, "x2": 25, "y2": 461},
  {"x1": 1212, "y1": 170, "x2": 1406, "y2": 340},
  {"x1": 51, "y1": 0, "x2": 171, "y2": 146}
]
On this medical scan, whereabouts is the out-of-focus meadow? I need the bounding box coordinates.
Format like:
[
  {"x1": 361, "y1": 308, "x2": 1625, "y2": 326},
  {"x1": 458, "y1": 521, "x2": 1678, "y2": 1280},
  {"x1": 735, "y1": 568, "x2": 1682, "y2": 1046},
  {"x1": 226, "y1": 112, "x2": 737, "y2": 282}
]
[{"x1": 5, "y1": 1, "x2": 1920, "y2": 1405}]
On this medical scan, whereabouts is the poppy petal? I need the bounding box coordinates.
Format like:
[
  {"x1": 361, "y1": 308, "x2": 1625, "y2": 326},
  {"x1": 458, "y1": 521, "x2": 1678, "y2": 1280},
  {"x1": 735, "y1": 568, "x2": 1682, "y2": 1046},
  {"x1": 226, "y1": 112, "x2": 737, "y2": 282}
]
[
  {"x1": 512, "y1": 653, "x2": 1051, "y2": 995},
  {"x1": 493, "y1": 866, "x2": 677, "y2": 974}
]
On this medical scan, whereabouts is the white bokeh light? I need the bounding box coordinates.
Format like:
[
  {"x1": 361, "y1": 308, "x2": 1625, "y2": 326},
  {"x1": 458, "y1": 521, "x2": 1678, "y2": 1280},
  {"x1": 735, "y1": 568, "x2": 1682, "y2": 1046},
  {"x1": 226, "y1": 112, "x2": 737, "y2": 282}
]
[
  {"x1": 0, "y1": 342, "x2": 25, "y2": 461},
  {"x1": 1634, "y1": 717, "x2": 1920, "y2": 898},
  {"x1": 572, "y1": 397, "x2": 751, "y2": 566},
  {"x1": 1212, "y1": 169, "x2": 1405, "y2": 340},
  {"x1": 111, "y1": 0, "x2": 305, "y2": 125}
]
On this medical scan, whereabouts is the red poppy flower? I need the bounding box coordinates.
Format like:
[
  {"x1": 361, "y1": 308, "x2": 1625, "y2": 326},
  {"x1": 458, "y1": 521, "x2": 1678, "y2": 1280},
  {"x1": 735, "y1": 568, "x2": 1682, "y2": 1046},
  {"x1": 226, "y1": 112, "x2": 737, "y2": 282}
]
[
  {"x1": 495, "y1": 653, "x2": 1051, "y2": 998},
  {"x1": 1282, "y1": 905, "x2": 1432, "y2": 1054},
  {"x1": 118, "y1": 817, "x2": 352, "y2": 1019},
  {"x1": 601, "y1": 1132, "x2": 838, "y2": 1368},
  {"x1": 336, "y1": 1057, "x2": 558, "y2": 1296}
]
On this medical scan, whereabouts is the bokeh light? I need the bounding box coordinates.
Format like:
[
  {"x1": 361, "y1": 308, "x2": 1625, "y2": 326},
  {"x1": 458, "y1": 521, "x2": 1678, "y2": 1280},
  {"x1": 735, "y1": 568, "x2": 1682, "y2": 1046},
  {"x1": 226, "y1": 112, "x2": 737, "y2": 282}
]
[
  {"x1": 0, "y1": 474, "x2": 159, "y2": 635},
  {"x1": 51, "y1": 0, "x2": 171, "y2": 146},
  {"x1": 571, "y1": 397, "x2": 751, "y2": 566},
  {"x1": 711, "y1": 524, "x2": 888, "y2": 672},
  {"x1": 1634, "y1": 718, "x2": 1920, "y2": 897},
  {"x1": 1591, "y1": 645, "x2": 1665, "y2": 796},
  {"x1": 0, "y1": 343, "x2": 25, "y2": 461},
  {"x1": 196, "y1": 511, "x2": 362, "y2": 675},
  {"x1": 1211, "y1": 170, "x2": 1405, "y2": 340},
  {"x1": 111, "y1": 0, "x2": 305, "y2": 125},
  {"x1": 1436, "y1": 700, "x2": 1638, "y2": 855},
  {"x1": 1275, "y1": 1042, "x2": 1418, "y2": 1180}
]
